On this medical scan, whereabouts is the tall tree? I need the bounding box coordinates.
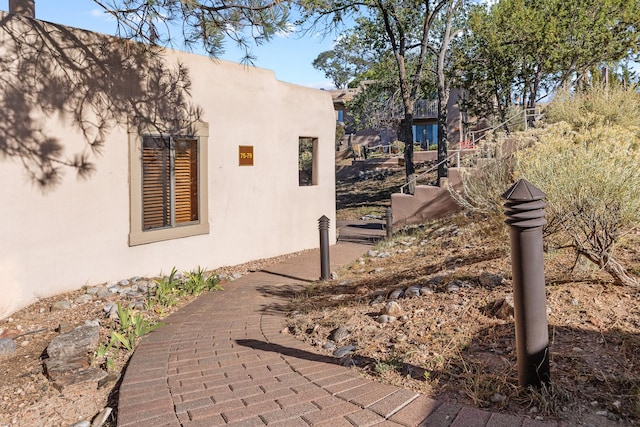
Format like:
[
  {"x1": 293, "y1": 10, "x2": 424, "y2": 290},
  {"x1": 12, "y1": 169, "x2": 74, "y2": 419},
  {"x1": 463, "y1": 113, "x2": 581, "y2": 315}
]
[
  {"x1": 432, "y1": 0, "x2": 463, "y2": 183},
  {"x1": 312, "y1": 29, "x2": 372, "y2": 89},
  {"x1": 299, "y1": 0, "x2": 452, "y2": 193},
  {"x1": 454, "y1": 0, "x2": 640, "y2": 125}
]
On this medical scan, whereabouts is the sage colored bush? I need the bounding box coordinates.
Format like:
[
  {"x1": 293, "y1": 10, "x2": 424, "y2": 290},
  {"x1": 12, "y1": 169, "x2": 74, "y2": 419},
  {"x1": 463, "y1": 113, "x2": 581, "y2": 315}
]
[
  {"x1": 452, "y1": 84, "x2": 640, "y2": 286},
  {"x1": 516, "y1": 121, "x2": 640, "y2": 286}
]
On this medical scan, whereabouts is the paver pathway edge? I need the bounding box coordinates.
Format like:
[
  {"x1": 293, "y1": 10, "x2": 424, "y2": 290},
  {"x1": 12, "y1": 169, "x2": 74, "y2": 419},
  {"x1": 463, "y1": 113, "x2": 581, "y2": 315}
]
[{"x1": 117, "y1": 241, "x2": 562, "y2": 427}]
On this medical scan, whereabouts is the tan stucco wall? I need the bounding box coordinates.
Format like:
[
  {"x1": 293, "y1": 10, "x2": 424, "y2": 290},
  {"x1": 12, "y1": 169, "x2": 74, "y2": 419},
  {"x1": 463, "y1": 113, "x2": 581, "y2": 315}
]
[{"x1": 0, "y1": 12, "x2": 336, "y2": 318}]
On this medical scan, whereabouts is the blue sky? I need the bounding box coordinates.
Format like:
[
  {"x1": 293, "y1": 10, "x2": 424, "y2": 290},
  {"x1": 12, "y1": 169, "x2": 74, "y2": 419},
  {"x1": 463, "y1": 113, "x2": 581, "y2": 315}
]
[{"x1": 1, "y1": 0, "x2": 337, "y2": 89}]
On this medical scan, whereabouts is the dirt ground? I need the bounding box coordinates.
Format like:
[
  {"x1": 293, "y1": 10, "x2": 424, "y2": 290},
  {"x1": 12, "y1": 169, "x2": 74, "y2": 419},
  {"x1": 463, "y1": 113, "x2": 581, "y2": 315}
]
[
  {"x1": 1, "y1": 164, "x2": 639, "y2": 426},
  {"x1": 288, "y1": 167, "x2": 640, "y2": 426},
  {"x1": 0, "y1": 255, "x2": 300, "y2": 427}
]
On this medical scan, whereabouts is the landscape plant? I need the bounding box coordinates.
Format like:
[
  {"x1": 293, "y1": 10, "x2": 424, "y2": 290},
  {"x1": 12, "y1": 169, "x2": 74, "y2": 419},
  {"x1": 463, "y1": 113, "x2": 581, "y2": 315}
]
[
  {"x1": 94, "y1": 304, "x2": 161, "y2": 370},
  {"x1": 147, "y1": 267, "x2": 181, "y2": 312},
  {"x1": 455, "y1": 84, "x2": 640, "y2": 286},
  {"x1": 183, "y1": 266, "x2": 224, "y2": 296},
  {"x1": 515, "y1": 121, "x2": 640, "y2": 287},
  {"x1": 96, "y1": 266, "x2": 223, "y2": 369}
]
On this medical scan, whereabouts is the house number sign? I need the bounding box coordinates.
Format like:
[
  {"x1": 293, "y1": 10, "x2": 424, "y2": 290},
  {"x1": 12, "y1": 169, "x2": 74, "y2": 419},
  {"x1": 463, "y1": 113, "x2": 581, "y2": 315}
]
[{"x1": 239, "y1": 145, "x2": 254, "y2": 166}]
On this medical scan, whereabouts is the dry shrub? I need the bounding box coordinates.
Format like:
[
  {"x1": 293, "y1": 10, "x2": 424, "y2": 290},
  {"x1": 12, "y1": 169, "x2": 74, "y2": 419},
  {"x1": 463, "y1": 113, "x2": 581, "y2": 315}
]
[
  {"x1": 545, "y1": 84, "x2": 640, "y2": 130},
  {"x1": 515, "y1": 122, "x2": 640, "y2": 286},
  {"x1": 448, "y1": 132, "x2": 538, "y2": 236}
]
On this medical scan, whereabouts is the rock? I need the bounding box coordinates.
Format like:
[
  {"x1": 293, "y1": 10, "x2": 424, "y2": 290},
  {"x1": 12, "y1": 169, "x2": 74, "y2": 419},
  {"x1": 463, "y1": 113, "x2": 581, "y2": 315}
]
[
  {"x1": 108, "y1": 308, "x2": 119, "y2": 320},
  {"x1": 333, "y1": 345, "x2": 356, "y2": 358},
  {"x1": 91, "y1": 407, "x2": 113, "y2": 427},
  {"x1": 479, "y1": 272, "x2": 503, "y2": 288},
  {"x1": 84, "y1": 319, "x2": 100, "y2": 327},
  {"x1": 45, "y1": 356, "x2": 90, "y2": 374},
  {"x1": 119, "y1": 279, "x2": 130, "y2": 286},
  {"x1": 377, "y1": 315, "x2": 397, "y2": 324},
  {"x1": 75, "y1": 294, "x2": 93, "y2": 304},
  {"x1": 56, "y1": 322, "x2": 74, "y2": 334},
  {"x1": 70, "y1": 421, "x2": 91, "y2": 427},
  {"x1": 0, "y1": 338, "x2": 16, "y2": 355},
  {"x1": 128, "y1": 300, "x2": 145, "y2": 310},
  {"x1": 46, "y1": 325, "x2": 100, "y2": 359},
  {"x1": 47, "y1": 366, "x2": 108, "y2": 390},
  {"x1": 330, "y1": 271, "x2": 339, "y2": 280},
  {"x1": 329, "y1": 326, "x2": 351, "y2": 343},
  {"x1": 446, "y1": 281, "x2": 461, "y2": 293},
  {"x1": 404, "y1": 285, "x2": 421, "y2": 298},
  {"x1": 427, "y1": 276, "x2": 445, "y2": 286},
  {"x1": 96, "y1": 287, "x2": 111, "y2": 298},
  {"x1": 97, "y1": 373, "x2": 120, "y2": 390},
  {"x1": 420, "y1": 286, "x2": 434, "y2": 295},
  {"x1": 137, "y1": 282, "x2": 149, "y2": 294},
  {"x1": 370, "y1": 295, "x2": 385, "y2": 305},
  {"x1": 322, "y1": 341, "x2": 337, "y2": 351},
  {"x1": 85, "y1": 286, "x2": 102, "y2": 295},
  {"x1": 388, "y1": 289, "x2": 404, "y2": 300},
  {"x1": 381, "y1": 301, "x2": 403, "y2": 316},
  {"x1": 494, "y1": 296, "x2": 515, "y2": 320},
  {"x1": 50, "y1": 300, "x2": 72, "y2": 312}
]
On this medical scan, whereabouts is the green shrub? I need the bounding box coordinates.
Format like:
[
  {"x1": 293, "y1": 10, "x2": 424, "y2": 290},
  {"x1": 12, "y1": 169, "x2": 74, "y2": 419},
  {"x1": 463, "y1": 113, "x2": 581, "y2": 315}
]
[
  {"x1": 515, "y1": 122, "x2": 640, "y2": 286},
  {"x1": 183, "y1": 266, "x2": 223, "y2": 296}
]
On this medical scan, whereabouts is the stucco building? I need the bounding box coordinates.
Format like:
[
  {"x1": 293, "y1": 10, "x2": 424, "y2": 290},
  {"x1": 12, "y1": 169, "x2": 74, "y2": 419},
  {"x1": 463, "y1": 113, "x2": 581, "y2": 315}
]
[{"x1": 0, "y1": 5, "x2": 336, "y2": 318}]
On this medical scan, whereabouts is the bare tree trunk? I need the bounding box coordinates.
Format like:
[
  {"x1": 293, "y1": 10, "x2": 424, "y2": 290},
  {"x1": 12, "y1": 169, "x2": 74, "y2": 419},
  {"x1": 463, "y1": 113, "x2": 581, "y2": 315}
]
[
  {"x1": 604, "y1": 257, "x2": 639, "y2": 287},
  {"x1": 436, "y1": 89, "x2": 448, "y2": 185},
  {"x1": 400, "y1": 114, "x2": 416, "y2": 194},
  {"x1": 580, "y1": 250, "x2": 639, "y2": 287}
]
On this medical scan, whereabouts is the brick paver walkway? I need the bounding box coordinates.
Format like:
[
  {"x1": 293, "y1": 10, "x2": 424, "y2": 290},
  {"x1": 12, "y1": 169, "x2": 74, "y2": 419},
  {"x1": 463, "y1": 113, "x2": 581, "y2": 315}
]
[{"x1": 117, "y1": 241, "x2": 563, "y2": 427}]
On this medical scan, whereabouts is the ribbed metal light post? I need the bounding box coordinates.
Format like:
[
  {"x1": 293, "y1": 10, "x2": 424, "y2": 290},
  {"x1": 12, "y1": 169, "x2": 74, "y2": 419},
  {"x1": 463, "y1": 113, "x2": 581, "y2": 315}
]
[
  {"x1": 503, "y1": 179, "x2": 551, "y2": 388},
  {"x1": 318, "y1": 215, "x2": 331, "y2": 281}
]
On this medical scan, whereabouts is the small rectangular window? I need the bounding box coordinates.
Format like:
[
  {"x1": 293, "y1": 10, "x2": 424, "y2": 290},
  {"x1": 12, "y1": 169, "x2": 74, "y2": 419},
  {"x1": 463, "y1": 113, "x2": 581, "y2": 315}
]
[
  {"x1": 298, "y1": 137, "x2": 317, "y2": 186},
  {"x1": 142, "y1": 136, "x2": 199, "y2": 230}
]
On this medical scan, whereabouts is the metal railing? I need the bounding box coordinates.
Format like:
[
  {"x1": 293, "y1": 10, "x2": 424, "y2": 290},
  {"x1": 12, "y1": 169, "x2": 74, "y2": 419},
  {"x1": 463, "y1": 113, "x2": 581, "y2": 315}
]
[
  {"x1": 467, "y1": 107, "x2": 542, "y2": 147},
  {"x1": 399, "y1": 152, "x2": 461, "y2": 194}
]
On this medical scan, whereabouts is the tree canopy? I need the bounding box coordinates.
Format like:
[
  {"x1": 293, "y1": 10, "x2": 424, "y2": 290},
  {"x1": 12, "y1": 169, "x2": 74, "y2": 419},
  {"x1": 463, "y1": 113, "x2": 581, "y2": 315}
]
[
  {"x1": 454, "y1": 0, "x2": 640, "y2": 121},
  {"x1": 93, "y1": 0, "x2": 293, "y2": 61}
]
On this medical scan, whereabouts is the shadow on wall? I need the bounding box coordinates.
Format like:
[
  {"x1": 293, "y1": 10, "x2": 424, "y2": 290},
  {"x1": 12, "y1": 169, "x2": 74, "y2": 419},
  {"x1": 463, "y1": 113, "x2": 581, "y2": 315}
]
[{"x1": 0, "y1": 12, "x2": 202, "y2": 189}]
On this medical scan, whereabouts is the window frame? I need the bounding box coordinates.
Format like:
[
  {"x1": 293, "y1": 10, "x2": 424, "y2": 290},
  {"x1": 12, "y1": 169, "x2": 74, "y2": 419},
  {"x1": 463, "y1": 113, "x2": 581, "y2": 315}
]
[
  {"x1": 298, "y1": 136, "x2": 318, "y2": 187},
  {"x1": 128, "y1": 121, "x2": 209, "y2": 246}
]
